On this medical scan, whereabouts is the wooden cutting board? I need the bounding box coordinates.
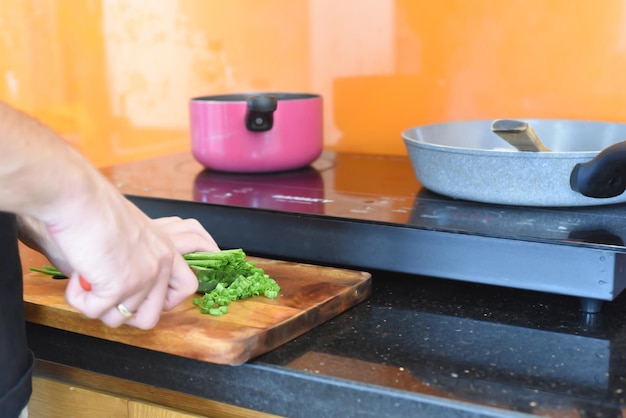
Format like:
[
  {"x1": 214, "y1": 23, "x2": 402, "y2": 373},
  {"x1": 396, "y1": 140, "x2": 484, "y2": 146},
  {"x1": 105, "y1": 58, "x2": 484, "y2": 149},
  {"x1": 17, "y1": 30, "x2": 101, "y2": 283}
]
[{"x1": 20, "y1": 246, "x2": 372, "y2": 365}]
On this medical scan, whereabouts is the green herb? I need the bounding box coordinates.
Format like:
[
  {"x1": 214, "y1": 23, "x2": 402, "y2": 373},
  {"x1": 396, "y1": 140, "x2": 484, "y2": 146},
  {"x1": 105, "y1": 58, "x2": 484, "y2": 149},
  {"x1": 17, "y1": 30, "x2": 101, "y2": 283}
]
[
  {"x1": 30, "y1": 248, "x2": 281, "y2": 316},
  {"x1": 29, "y1": 265, "x2": 65, "y2": 277},
  {"x1": 187, "y1": 249, "x2": 281, "y2": 315}
]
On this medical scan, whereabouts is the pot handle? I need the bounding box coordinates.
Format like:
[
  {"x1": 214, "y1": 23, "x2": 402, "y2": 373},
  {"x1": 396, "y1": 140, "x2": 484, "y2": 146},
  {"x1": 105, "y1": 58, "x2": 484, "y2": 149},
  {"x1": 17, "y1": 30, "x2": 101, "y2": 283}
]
[
  {"x1": 570, "y1": 140, "x2": 626, "y2": 198},
  {"x1": 245, "y1": 95, "x2": 277, "y2": 132}
]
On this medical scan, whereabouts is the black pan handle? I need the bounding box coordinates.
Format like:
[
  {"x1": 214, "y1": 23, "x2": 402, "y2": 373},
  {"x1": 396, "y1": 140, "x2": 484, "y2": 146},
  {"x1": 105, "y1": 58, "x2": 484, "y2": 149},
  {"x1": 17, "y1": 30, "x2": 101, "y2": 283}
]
[{"x1": 570, "y1": 140, "x2": 626, "y2": 198}]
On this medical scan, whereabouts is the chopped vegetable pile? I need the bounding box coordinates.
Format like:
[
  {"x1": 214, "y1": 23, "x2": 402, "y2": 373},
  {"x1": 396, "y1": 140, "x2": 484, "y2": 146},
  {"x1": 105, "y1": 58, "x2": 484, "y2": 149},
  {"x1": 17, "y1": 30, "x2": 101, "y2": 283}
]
[
  {"x1": 186, "y1": 249, "x2": 280, "y2": 316},
  {"x1": 30, "y1": 248, "x2": 280, "y2": 316}
]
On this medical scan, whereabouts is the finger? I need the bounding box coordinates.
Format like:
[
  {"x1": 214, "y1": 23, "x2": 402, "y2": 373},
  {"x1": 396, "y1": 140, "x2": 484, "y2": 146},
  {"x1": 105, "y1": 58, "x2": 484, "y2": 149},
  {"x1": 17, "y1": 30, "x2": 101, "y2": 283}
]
[
  {"x1": 66, "y1": 268, "x2": 153, "y2": 325},
  {"x1": 65, "y1": 272, "x2": 93, "y2": 314},
  {"x1": 97, "y1": 304, "x2": 133, "y2": 328},
  {"x1": 167, "y1": 231, "x2": 220, "y2": 255},
  {"x1": 163, "y1": 255, "x2": 199, "y2": 311},
  {"x1": 95, "y1": 288, "x2": 149, "y2": 328},
  {"x1": 173, "y1": 220, "x2": 219, "y2": 250},
  {"x1": 153, "y1": 218, "x2": 220, "y2": 252},
  {"x1": 125, "y1": 278, "x2": 169, "y2": 329},
  {"x1": 152, "y1": 216, "x2": 182, "y2": 226},
  {"x1": 64, "y1": 272, "x2": 113, "y2": 319}
]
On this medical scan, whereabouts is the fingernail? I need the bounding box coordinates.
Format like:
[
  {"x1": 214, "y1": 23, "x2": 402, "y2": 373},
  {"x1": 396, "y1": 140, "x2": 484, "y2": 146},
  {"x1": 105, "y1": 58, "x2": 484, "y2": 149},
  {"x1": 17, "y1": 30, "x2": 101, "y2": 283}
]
[{"x1": 79, "y1": 275, "x2": 92, "y2": 291}]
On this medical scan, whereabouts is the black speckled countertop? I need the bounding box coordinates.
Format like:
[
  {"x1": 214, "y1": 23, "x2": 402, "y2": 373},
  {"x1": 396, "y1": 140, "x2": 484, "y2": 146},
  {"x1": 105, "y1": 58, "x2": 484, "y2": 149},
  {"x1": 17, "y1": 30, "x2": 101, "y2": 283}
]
[{"x1": 27, "y1": 267, "x2": 626, "y2": 418}]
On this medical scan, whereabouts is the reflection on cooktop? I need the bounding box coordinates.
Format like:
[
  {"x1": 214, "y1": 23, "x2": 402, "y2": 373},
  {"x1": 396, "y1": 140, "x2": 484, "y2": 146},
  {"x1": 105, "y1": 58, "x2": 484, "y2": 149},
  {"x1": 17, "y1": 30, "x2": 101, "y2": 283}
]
[
  {"x1": 410, "y1": 188, "x2": 626, "y2": 248},
  {"x1": 193, "y1": 167, "x2": 329, "y2": 214},
  {"x1": 190, "y1": 152, "x2": 417, "y2": 223}
]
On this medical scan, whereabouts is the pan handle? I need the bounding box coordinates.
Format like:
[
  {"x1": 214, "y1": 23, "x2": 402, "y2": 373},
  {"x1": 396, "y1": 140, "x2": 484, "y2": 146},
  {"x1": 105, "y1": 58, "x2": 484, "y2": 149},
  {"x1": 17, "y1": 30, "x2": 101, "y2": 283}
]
[{"x1": 570, "y1": 140, "x2": 626, "y2": 198}]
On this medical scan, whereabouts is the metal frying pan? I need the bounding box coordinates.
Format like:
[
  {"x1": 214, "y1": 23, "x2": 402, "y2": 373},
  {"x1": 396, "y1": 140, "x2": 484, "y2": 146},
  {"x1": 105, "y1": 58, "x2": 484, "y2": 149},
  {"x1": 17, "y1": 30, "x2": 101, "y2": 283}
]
[{"x1": 401, "y1": 119, "x2": 626, "y2": 207}]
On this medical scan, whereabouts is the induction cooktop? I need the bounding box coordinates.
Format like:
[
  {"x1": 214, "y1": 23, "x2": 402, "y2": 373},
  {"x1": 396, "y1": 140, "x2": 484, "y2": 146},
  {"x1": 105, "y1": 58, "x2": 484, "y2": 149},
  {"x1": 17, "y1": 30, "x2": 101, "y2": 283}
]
[{"x1": 102, "y1": 151, "x2": 626, "y2": 313}]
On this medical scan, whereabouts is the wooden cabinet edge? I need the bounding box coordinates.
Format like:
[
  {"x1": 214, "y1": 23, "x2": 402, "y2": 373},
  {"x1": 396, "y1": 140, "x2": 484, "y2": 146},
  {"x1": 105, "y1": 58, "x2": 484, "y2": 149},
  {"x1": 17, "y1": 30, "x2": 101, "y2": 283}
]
[{"x1": 31, "y1": 360, "x2": 282, "y2": 418}]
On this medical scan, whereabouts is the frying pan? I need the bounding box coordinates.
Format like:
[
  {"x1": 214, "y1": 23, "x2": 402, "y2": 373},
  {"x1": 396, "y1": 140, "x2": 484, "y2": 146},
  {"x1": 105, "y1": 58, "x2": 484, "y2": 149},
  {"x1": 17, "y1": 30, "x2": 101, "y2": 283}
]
[{"x1": 401, "y1": 119, "x2": 626, "y2": 207}]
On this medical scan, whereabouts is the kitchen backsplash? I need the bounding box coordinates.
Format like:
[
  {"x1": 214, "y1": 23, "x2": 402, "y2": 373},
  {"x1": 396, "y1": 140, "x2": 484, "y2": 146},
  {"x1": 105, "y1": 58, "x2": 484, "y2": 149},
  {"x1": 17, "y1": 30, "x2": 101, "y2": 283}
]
[{"x1": 1, "y1": 0, "x2": 625, "y2": 166}]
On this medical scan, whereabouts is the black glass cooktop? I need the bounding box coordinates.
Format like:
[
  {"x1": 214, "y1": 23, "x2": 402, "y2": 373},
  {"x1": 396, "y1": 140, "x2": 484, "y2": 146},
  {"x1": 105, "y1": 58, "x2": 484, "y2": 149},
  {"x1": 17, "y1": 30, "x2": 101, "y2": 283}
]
[
  {"x1": 104, "y1": 151, "x2": 626, "y2": 249},
  {"x1": 102, "y1": 151, "x2": 626, "y2": 311}
]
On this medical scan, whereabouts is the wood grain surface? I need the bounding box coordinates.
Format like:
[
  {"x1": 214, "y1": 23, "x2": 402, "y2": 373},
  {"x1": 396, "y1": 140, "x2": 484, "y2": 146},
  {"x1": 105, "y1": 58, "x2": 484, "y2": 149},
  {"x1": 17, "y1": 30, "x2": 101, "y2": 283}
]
[{"x1": 20, "y1": 246, "x2": 372, "y2": 365}]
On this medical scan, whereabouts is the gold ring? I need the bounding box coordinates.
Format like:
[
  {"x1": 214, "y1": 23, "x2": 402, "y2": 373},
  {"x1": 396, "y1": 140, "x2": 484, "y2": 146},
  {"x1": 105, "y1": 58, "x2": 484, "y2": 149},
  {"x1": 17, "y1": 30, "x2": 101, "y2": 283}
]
[{"x1": 116, "y1": 303, "x2": 135, "y2": 318}]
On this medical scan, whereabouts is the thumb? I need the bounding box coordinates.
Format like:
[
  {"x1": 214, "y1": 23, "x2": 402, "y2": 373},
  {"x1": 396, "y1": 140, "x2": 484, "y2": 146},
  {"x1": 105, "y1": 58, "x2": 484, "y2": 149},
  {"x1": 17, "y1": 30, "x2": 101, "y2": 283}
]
[{"x1": 64, "y1": 271, "x2": 105, "y2": 318}]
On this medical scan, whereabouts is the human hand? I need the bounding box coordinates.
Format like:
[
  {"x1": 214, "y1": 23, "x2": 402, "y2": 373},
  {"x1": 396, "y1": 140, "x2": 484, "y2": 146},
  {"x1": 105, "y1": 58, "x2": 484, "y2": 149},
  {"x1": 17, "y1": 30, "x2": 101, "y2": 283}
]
[
  {"x1": 43, "y1": 187, "x2": 219, "y2": 329},
  {"x1": 19, "y1": 214, "x2": 219, "y2": 282}
]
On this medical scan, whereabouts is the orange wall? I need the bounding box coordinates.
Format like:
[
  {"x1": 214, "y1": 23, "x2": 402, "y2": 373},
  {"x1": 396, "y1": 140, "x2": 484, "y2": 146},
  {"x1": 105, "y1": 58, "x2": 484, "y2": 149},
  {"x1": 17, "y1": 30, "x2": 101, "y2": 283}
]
[{"x1": 2, "y1": 0, "x2": 626, "y2": 167}]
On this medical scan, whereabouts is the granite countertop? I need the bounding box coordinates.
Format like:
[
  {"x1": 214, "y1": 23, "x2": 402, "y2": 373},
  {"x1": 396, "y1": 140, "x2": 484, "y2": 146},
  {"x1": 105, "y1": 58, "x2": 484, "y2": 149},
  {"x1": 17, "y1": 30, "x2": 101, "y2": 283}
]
[{"x1": 27, "y1": 265, "x2": 626, "y2": 418}]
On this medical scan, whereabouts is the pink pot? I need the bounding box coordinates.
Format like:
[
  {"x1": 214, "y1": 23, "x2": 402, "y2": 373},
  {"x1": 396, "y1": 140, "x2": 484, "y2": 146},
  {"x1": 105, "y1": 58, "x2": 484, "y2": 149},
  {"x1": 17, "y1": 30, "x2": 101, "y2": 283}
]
[{"x1": 190, "y1": 93, "x2": 323, "y2": 173}]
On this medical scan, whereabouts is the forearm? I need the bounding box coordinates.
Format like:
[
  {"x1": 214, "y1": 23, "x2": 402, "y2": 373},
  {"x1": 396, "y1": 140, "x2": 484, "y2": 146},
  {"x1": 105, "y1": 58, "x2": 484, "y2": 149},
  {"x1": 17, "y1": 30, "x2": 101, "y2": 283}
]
[{"x1": 0, "y1": 101, "x2": 102, "y2": 224}]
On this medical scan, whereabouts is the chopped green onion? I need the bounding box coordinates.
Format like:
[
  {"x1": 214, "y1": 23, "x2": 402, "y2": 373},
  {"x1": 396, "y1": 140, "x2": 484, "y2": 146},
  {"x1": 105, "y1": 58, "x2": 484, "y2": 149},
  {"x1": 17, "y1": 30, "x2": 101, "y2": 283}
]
[{"x1": 31, "y1": 248, "x2": 280, "y2": 316}]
